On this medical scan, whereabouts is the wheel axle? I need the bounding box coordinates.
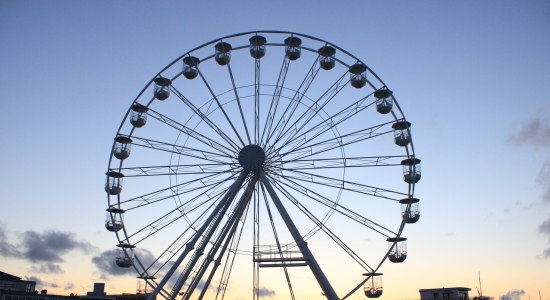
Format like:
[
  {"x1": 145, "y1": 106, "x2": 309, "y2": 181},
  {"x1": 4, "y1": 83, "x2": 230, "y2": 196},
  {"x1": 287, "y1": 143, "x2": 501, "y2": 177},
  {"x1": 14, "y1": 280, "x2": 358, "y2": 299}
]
[{"x1": 238, "y1": 144, "x2": 266, "y2": 171}]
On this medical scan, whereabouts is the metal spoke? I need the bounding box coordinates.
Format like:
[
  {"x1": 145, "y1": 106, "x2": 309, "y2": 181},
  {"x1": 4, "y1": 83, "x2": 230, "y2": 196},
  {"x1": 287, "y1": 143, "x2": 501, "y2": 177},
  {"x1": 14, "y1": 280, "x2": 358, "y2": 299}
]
[
  {"x1": 198, "y1": 190, "x2": 251, "y2": 300},
  {"x1": 258, "y1": 183, "x2": 296, "y2": 300},
  {"x1": 141, "y1": 222, "x2": 200, "y2": 278},
  {"x1": 275, "y1": 92, "x2": 376, "y2": 155},
  {"x1": 136, "y1": 186, "x2": 229, "y2": 280},
  {"x1": 146, "y1": 171, "x2": 248, "y2": 300},
  {"x1": 168, "y1": 172, "x2": 251, "y2": 299},
  {"x1": 196, "y1": 62, "x2": 247, "y2": 147},
  {"x1": 273, "y1": 168, "x2": 406, "y2": 200},
  {"x1": 213, "y1": 182, "x2": 253, "y2": 300},
  {"x1": 123, "y1": 187, "x2": 228, "y2": 246},
  {"x1": 263, "y1": 57, "x2": 320, "y2": 148},
  {"x1": 170, "y1": 85, "x2": 241, "y2": 152},
  {"x1": 116, "y1": 172, "x2": 236, "y2": 211},
  {"x1": 272, "y1": 123, "x2": 394, "y2": 162},
  {"x1": 267, "y1": 71, "x2": 349, "y2": 155},
  {"x1": 183, "y1": 175, "x2": 257, "y2": 299},
  {"x1": 253, "y1": 184, "x2": 260, "y2": 300},
  {"x1": 227, "y1": 63, "x2": 252, "y2": 144},
  {"x1": 147, "y1": 106, "x2": 238, "y2": 156},
  {"x1": 260, "y1": 57, "x2": 290, "y2": 147},
  {"x1": 214, "y1": 208, "x2": 244, "y2": 300},
  {"x1": 120, "y1": 163, "x2": 237, "y2": 177},
  {"x1": 271, "y1": 172, "x2": 397, "y2": 237},
  {"x1": 254, "y1": 58, "x2": 261, "y2": 144},
  {"x1": 259, "y1": 170, "x2": 339, "y2": 300},
  {"x1": 341, "y1": 277, "x2": 371, "y2": 300},
  {"x1": 268, "y1": 174, "x2": 373, "y2": 271},
  {"x1": 273, "y1": 155, "x2": 406, "y2": 171},
  {"x1": 129, "y1": 135, "x2": 234, "y2": 164}
]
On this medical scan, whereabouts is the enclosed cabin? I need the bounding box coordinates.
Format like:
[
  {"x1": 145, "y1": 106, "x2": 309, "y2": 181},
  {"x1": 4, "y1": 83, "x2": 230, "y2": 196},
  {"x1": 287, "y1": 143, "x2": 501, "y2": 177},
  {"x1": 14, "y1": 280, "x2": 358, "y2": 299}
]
[
  {"x1": 214, "y1": 42, "x2": 232, "y2": 66},
  {"x1": 387, "y1": 237, "x2": 407, "y2": 263},
  {"x1": 182, "y1": 56, "x2": 201, "y2": 79},
  {"x1": 284, "y1": 36, "x2": 302, "y2": 61},
  {"x1": 153, "y1": 77, "x2": 171, "y2": 100},
  {"x1": 105, "y1": 208, "x2": 124, "y2": 232},
  {"x1": 115, "y1": 249, "x2": 132, "y2": 268},
  {"x1": 400, "y1": 197, "x2": 420, "y2": 223},
  {"x1": 318, "y1": 46, "x2": 336, "y2": 70},
  {"x1": 105, "y1": 171, "x2": 124, "y2": 195},
  {"x1": 349, "y1": 63, "x2": 367, "y2": 88},
  {"x1": 374, "y1": 88, "x2": 393, "y2": 114},
  {"x1": 113, "y1": 136, "x2": 132, "y2": 160},
  {"x1": 392, "y1": 121, "x2": 411, "y2": 147},
  {"x1": 401, "y1": 158, "x2": 421, "y2": 184},
  {"x1": 130, "y1": 103, "x2": 148, "y2": 128},
  {"x1": 363, "y1": 273, "x2": 383, "y2": 298},
  {"x1": 249, "y1": 35, "x2": 267, "y2": 59}
]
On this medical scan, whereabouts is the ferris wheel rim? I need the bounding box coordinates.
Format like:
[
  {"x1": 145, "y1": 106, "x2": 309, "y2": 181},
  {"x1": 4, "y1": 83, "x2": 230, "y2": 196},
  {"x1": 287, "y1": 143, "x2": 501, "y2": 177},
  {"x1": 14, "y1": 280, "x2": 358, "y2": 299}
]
[{"x1": 105, "y1": 30, "x2": 420, "y2": 300}]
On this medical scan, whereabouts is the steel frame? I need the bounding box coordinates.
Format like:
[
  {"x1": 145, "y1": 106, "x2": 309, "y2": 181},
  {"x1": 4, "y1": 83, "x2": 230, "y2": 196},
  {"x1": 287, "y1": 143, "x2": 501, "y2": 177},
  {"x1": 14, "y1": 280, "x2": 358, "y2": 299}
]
[{"x1": 105, "y1": 31, "x2": 419, "y2": 300}]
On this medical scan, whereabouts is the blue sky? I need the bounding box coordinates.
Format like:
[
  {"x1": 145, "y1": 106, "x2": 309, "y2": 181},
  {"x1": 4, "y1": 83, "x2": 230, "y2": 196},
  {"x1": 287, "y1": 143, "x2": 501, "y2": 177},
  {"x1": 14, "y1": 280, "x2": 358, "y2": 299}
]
[{"x1": 0, "y1": 1, "x2": 549, "y2": 299}]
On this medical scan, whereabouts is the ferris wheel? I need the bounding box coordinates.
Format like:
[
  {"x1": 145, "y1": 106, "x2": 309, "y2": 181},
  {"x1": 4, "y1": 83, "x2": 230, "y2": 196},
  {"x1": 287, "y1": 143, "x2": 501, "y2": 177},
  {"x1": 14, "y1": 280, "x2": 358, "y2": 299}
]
[{"x1": 104, "y1": 31, "x2": 421, "y2": 300}]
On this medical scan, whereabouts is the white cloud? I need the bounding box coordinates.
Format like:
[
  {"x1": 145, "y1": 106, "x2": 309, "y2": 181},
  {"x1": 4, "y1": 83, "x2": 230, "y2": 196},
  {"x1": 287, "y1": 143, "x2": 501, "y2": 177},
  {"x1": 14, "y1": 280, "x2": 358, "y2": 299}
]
[{"x1": 501, "y1": 289, "x2": 525, "y2": 300}]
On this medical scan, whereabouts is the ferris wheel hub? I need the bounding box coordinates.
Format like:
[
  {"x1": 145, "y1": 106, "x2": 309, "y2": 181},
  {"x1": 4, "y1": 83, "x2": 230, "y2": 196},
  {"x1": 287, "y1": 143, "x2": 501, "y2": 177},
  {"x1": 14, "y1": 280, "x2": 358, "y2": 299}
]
[{"x1": 238, "y1": 144, "x2": 266, "y2": 171}]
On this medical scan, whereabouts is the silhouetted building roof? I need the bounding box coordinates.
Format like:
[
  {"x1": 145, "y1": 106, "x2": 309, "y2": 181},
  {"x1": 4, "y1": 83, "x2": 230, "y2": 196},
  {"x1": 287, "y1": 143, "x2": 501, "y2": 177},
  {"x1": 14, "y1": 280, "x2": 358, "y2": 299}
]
[
  {"x1": 419, "y1": 287, "x2": 471, "y2": 300},
  {"x1": 86, "y1": 284, "x2": 107, "y2": 297},
  {"x1": 1, "y1": 273, "x2": 152, "y2": 300},
  {"x1": 0, "y1": 272, "x2": 20, "y2": 282},
  {"x1": 0, "y1": 271, "x2": 35, "y2": 293},
  {"x1": 82, "y1": 283, "x2": 151, "y2": 300}
]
